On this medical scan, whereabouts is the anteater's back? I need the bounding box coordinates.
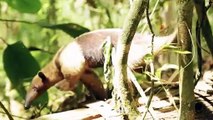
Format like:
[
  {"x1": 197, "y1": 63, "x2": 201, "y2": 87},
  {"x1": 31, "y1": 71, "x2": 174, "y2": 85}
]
[{"x1": 75, "y1": 29, "x2": 146, "y2": 68}]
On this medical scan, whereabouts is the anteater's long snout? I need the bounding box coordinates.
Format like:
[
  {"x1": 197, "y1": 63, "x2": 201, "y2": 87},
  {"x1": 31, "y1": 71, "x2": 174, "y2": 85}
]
[
  {"x1": 24, "y1": 89, "x2": 38, "y2": 109},
  {"x1": 24, "y1": 102, "x2": 30, "y2": 110}
]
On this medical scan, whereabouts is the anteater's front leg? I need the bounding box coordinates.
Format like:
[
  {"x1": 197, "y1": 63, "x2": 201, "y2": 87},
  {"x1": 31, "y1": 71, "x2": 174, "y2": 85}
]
[{"x1": 55, "y1": 69, "x2": 107, "y2": 100}]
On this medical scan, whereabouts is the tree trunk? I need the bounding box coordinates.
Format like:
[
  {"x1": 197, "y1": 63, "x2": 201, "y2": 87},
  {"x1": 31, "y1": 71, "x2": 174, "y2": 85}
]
[
  {"x1": 177, "y1": 0, "x2": 195, "y2": 119},
  {"x1": 112, "y1": 0, "x2": 148, "y2": 119}
]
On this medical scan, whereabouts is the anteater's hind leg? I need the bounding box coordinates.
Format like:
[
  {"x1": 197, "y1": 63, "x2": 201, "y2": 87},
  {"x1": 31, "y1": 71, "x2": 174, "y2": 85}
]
[{"x1": 80, "y1": 69, "x2": 107, "y2": 100}]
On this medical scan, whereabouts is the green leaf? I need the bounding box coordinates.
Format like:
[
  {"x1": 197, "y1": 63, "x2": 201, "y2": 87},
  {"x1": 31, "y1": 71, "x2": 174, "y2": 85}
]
[
  {"x1": 39, "y1": 23, "x2": 90, "y2": 38},
  {"x1": 163, "y1": 45, "x2": 191, "y2": 54},
  {"x1": 143, "y1": 53, "x2": 154, "y2": 64},
  {"x1": 163, "y1": 45, "x2": 180, "y2": 50},
  {"x1": 5, "y1": 0, "x2": 41, "y2": 13},
  {"x1": 3, "y1": 41, "x2": 40, "y2": 98},
  {"x1": 174, "y1": 50, "x2": 191, "y2": 54}
]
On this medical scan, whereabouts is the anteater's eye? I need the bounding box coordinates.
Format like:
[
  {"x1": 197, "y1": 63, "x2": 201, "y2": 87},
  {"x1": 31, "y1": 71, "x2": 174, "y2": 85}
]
[{"x1": 32, "y1": 86, "x2": 39, "y2": 92}]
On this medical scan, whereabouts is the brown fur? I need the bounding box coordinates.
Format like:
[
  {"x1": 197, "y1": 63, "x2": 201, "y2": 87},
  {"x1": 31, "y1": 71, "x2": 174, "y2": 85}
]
[{"x1": 25, "y1": 28, "x2": 176, "y2": 108}]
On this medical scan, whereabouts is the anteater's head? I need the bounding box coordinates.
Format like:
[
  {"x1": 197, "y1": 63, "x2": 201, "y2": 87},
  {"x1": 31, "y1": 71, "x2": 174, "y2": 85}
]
[{"x1": 24, "y1": 72, "x2": 51, "y2": 109}]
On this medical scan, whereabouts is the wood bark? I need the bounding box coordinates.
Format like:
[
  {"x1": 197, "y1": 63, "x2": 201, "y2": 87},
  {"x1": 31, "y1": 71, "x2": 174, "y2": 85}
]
[
  {"x1": 112, "y1": 0, "x2": 148, "y2": 119},
  {"x1": 177, "y1": 0, "x2": 195, "y2": 119}
]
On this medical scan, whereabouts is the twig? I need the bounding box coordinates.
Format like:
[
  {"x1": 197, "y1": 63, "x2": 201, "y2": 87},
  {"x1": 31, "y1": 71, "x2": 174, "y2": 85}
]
[
  {"x1": 0, "y1": 37, "x2": 9, "y2": 46},
  {"x1": 105, "y1": 9, "x2": 114, "y2": 28},
  {"x1": 0, "y1": 111, "x2": 28, "y2": 120},
  {"x1": 28, "y1": 46, "x2": 54, "y2": 54},
  {"x1": 0, "y1": 18, "x2": 35, "y2": 24},
  {"x1": 206, "y1": 0, "x2": 212, "y2": 10},
  {"x1": 142, "y1": 0, "x2": 156, "y2": 119},
  {"x1": 127, "y1": 68, "x2": 157, "y2": 119},
  {"x1": 0, "y1": 101, "x2": 14, "y2": 120},
  {"x1": 141, "y1": 0, "x2": 160, "y2": 33}
]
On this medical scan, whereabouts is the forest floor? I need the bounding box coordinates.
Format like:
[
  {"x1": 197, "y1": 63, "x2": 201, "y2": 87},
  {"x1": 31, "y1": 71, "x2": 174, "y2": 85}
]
[
  {"x1": 143, "y1": 79, "x2": 213, "y2": 120},
  {"x1": 35, "y1": 77, "x2": 213, "y2": 120}
]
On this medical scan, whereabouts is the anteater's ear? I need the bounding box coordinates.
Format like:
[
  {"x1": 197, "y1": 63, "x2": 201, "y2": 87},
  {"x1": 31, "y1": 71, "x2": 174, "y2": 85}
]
[{"x1": 38, "y1": 72, "x2": 48, "y2": 83}]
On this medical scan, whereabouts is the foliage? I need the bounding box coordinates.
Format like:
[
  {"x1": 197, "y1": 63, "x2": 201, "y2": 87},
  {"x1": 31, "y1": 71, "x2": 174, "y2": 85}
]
[
  {"x1": 5, "y1": 0, "x2": 41, "y2": 13},
  {"x1": 2, "y1": 41, "x2": 49, "y2": 109},
  {"x1": 0, "y1": 1, "x2": 135, "y2": 119},
  {"x1": 39, "y1": 23, "x2": 90, "y2": 38},
  {"x1": 0, "y1": 0, "x2": 212, "y2": 119},
  {"x1": 3, "y1": 42, "x2": 40, "y2": 97}
]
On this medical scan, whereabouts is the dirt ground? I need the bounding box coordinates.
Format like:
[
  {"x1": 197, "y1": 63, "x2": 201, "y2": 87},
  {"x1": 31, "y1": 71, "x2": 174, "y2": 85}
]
[{"x1": 145, "y1": 80, "x2": 213, "y2": 120}]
